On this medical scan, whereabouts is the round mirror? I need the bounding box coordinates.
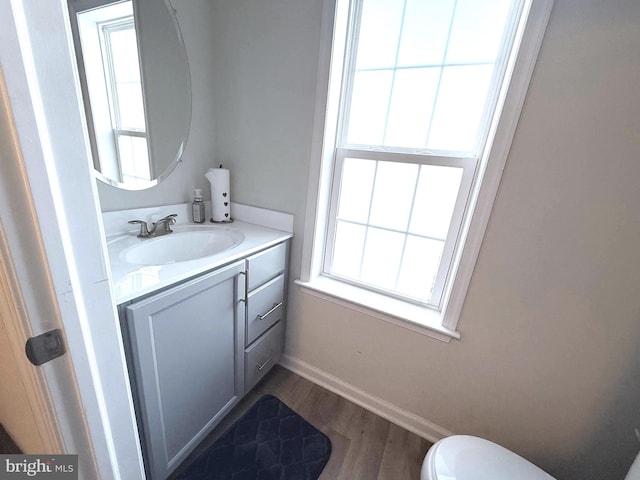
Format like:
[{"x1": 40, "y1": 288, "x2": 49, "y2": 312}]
[{"x1": 68, "y1": 0, "x2": 191, "y2": 190}]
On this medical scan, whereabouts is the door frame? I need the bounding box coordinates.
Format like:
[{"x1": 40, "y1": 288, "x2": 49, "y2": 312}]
[{"x1": 0, "y1": 0, "x2": 145, "y2": 478}]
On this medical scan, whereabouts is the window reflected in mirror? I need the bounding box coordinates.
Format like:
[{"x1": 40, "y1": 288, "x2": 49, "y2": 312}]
[
  {"x1": 76, "y1": 1, "x2": 151, "y2": 187},
  {"x1": 68, "y1": 0, "x2": 191, "y2": 190}
]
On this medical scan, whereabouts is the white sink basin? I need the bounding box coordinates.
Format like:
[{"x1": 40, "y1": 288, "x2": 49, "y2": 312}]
[{"x1": 121, "y1": 227, "x2": 244, "y2": 265}]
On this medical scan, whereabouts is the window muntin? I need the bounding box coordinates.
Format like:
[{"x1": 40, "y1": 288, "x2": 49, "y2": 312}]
[{"x1": 324, "y1": 0, "x2": 526, "y2": 308}]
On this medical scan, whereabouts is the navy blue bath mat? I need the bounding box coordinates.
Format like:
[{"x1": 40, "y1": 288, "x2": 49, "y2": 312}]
[{"x1": 177, "y1": 395, "x2": 332, "y2": 480}]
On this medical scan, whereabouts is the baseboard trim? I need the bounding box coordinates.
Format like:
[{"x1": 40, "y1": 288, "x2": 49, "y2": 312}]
[{"x1": 278, "y1": 354, "x2": 452, "y2": 443}]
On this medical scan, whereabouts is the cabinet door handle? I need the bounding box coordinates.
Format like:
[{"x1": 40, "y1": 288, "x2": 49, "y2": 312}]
[
  {"x1": 239, "y1": 270, "x2": 248, "y2": 303},
  {"x1": 258, "y1": 302, "x2": 283, "y2": 321},
  {"x1": 256, "y1": 353, "x2": 274, "y2": 372}
]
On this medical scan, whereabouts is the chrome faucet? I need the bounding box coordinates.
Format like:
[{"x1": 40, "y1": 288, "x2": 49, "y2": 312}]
[{"x1": 129, "y1": 214, "x2": 177, "y2": 238}]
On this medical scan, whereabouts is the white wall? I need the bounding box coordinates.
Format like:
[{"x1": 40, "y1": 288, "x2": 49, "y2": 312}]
[
  {"x1": 95, "y1": 0, "x2": 640, "y2": 478},
  {"x1": 208, "y1": 0, "x2": 323, "y2": 291}
]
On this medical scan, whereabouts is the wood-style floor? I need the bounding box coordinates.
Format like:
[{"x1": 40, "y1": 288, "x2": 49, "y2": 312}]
[{"x1": 169, "y1": 365, "x2": 432, "y2": 479}]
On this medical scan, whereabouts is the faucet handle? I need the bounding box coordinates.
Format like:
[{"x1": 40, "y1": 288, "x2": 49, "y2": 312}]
[
  {"x1": 158, "y1": 214, "x2": 178, "y2": 224},
  {"x1": 128, "y1": 220, "x2": 151, "y2": 238},
  {"x1": 155, "y1": 214, "x2": 178, "y2": 235}
]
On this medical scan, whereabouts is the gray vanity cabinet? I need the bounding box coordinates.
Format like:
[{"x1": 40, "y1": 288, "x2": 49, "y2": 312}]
[
  {"x1": 124, "y1": 260, "x2": 246, "y2": 480},
  {"x1": 122, "y1": 240, "x2": 289, "y2": 480}
]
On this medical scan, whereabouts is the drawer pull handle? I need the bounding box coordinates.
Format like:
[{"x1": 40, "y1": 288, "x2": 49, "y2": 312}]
[
  {"x1": 256, "y1": 354, "x2": 274, "y2": 372},
  {"x1": 258, "y1": 302, "x2": 283, "y2": 321}
]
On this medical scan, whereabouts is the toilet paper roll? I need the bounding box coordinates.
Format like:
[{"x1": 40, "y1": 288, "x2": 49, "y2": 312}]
[{"x1": 205, "y1": 167, "x2": 231, "y2": 222}]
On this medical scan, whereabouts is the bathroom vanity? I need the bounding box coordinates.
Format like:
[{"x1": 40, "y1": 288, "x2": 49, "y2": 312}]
[{"x1": 106, "y1": 207, "x2": 292, "y2": 480}]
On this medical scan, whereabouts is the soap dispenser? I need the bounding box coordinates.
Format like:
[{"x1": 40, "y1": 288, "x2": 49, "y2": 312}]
[{"x1": 192, "y1": 189, "x2": 205, "y2": 223}]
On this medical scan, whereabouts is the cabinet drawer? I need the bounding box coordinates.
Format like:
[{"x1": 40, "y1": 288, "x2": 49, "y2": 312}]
[
  {"x1": 247, "y1": 242, "x2": 286, "y2": 290},
  {"x1": 246, "y1": 274, "x2": 285, "y2": 346},
  {"x1": 244, "y1": 321, "x2": 283, "y2": 392}
]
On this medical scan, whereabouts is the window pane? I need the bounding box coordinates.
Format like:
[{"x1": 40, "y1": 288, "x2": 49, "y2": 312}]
[
  {"x1": 396, "y1": 0, "x2": 455, "y2": 67},
  {"x1": 384, "y1": 68, "x2": 440, "y2": 148},
  {"x1": 346, "y1": 70, "x2": 393, "y2": 145},
  {"x1": 338, "y1": 158, "x2": 376, "y2": 223},
  {"x1": 427, "y1": 64, "x2": 494, "y2": 151},
  {"x1": 369, "y1": 161, "x2": 419, "y2": 231},
  {"x1": 356, "y1": 0, "x2": 404, "y2": 70},
  {"x1": 116, "y1": 83, "x2": 146, "y2": 129},
  {"x1": 332, "y1": 221, "x2": 366, "y2": 279},
  {"x1": 409, "y1": 165, "x2": 463, "y2": 239},
  {"x1": 119, "y1": 135, "x2": 150, "y2": 184},
  {"x1": 107, "y1": 25, "x2": 146, "y2": 130},
  {"x1": 360, "y1": 228, "x2": 404, "y2": 290},
  {"x1": 109, "y1": 28, "x2": 141, "y2": 82},
  {"x1": 446, "y1": 0, "x2": 513, "y2": 64},
  {"x1": 396, "y1": 235, "x2": 444, "y2": 302}
]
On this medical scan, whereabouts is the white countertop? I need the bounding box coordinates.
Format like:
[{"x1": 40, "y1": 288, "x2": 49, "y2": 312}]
[{"x1": 107, "y1": 220, "x2": 292, "y2": 304}]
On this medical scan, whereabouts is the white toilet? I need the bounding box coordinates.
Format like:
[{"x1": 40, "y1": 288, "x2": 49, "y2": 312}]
[{"x1": 421, "y1": 435, "x2": 640, "y2": 480}]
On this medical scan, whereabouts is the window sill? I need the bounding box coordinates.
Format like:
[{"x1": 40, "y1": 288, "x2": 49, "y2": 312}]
[{"x1": 294, "y1": 276, "x2": 460, "y2": 343}]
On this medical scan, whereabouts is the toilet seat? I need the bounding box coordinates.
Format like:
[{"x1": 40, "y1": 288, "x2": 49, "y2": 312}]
[{"x1": 421, "y1": 435, "x2": 556, "y2": 480}]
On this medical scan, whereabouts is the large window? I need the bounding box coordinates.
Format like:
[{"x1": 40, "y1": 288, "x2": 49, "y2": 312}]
[
  {"x1": 327, "y1": 0, "x2": 523, "y2": 309},
  {"x1": 300, "y1": 0, "x2": 553, "y2": 339}
]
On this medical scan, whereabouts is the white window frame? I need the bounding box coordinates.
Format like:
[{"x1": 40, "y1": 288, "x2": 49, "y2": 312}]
[
  {"x1": 100, "y1": 20, "x2": 147, "y2": 133},
  {"x1": 297, "y1": 0, "x2": 555, "y2": 342},
  {"x1": 99, "y1": 17, "x2": 151, "y2": 184}
]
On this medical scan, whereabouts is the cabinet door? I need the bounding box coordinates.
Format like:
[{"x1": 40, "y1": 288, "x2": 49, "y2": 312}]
[{"x1": 125, "y1": 261, "x2": 245, "y2": 480}]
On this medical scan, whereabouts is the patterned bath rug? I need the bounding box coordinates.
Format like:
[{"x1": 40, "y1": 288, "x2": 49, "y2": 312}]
[{"x1": 177, "y1": 394, "x2": 332, "y2": 480}]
